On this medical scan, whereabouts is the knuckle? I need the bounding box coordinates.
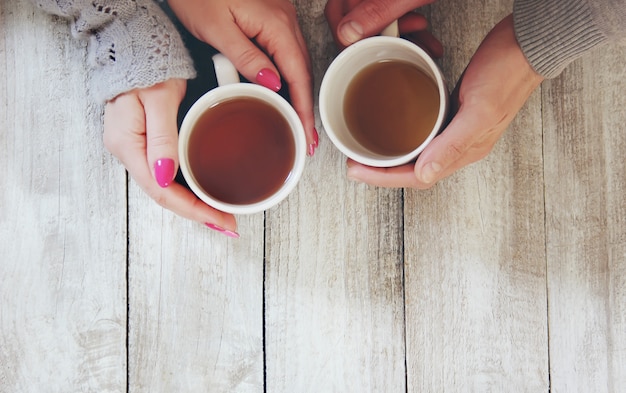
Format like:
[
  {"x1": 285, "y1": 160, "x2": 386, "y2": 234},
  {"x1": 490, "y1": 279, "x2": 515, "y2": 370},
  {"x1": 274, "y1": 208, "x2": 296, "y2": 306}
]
[
  {"x1": 103, "y1": 106, "x2": 146, "y2": 157},
  {"x1": 147, "y1": 133, "x2": 178, "y2": 150},
  {"x1": 102, "y1": 129, "x2": 123, "y2": 155},
  {"x1": 463, "y1": 93, "x2": 507, "y2": 124},
  {"x1": 235, "y1": 46, "x2": 262, "y2": 70},
  {"x1": 359, "y1": 1, "x2": 392, "y2": 27},
  {"x1": 446, "y1": 138, "x2": 467, "y2": 159},
  {"x1": 475, "y1": 148, "x2": 491, "y2": 161},
  {"x1": 145, "y1": 185, "x2": 169, "y2": 209},
  {"x1": 474, "y1": 138, "x2": 498, "y2": 161},
  {"x1": 274, "y1": 2, "x2": 297, "y2": 25}
]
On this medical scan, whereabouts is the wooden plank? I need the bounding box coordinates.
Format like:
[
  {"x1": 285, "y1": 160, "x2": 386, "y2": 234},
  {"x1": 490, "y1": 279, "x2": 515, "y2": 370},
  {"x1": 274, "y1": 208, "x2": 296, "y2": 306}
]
[
  {"x1": 0, "y1": 2, "x2": 127, "y2": 392},
  {"x1": 264, "y1": 1, "x2": 407, "y2": 392},
  {"x1": 404, "y1": 1, "x2": 549, "y2": 391},
  {"x1": 125, "y1": 17, "x2": 266, "y2": 393},
  {"x1": 542, "y1": 43, "x2": 626, "y2": 392},
  {"x1": 127, "y1": 211, "x2": 265, "y2": 392},
  {"x1": 264, "y1": 183, "x2": 406, "y2": 392}
]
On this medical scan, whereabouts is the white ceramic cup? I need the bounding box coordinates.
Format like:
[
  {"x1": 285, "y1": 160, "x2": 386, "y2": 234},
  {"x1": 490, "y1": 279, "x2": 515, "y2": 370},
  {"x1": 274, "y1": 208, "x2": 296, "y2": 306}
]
[
  {"x1": 178, "y1": 54, "x2": 307, "y2": 215},
  {"x1": 319, "y1": 35, "x2": 449, "y2": 168}
]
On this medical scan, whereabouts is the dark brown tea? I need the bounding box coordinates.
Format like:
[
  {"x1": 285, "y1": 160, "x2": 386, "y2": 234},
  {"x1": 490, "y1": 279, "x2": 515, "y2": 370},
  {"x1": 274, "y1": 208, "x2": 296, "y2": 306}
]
[
  {"x1": 344, "y1": 60, "x2": 440, "y2": 156},
  {"x1": 187, "y1": 97, "x2": 295, "y2": 205}
]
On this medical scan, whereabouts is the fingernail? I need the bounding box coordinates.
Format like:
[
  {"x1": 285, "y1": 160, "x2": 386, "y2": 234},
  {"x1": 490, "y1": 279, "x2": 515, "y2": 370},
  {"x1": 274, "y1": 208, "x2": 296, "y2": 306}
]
[
  {"x1": 154, "y1": 158, "x2": 175, "y2": 188},
  {"x1": 346, "y1": 161, "x2": 359, "y2": 181},
  {"x1": 205, "y1": 223, "x2": 240, "y2": 239},
  {"x1": 339, "y1": 21, "x2": 364, "y2": 44},
  {"x1": 346, "y1": 170, "x2": 358, "y2": 182},
  {"x1": 256, "y1": 68, "x2": 281, "y2": 92},
  {"x1": 307, "y1": 128, "x2": 319, "y2": 156},
  {"x1": 421, "y1": 162, "x2": 442, "y2": 184}
]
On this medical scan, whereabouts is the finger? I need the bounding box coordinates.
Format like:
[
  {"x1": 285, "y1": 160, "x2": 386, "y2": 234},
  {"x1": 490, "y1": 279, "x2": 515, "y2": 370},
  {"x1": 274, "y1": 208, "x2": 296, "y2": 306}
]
[
  {"x1": 141, "y1": 180, "x2": 239, "y2": 237},
  {"x1": 346, "y1": 145, "x2": 487, "y2": 190},
  {"x1": 104, "y1": 93, "x2": 238, "y2": 235},
  {"x1": 204, "y1": 15, "x2": 319, "y2": 150},
  {"x1": 206, "y1": 18, "x2": 283, "y2": 92},
  {"x1": 397, "y1": 12, "x2": 429, "y2": 33},
  {"x1": 324, "y1": 0, "x2": 344, "y2": 44},
  {"x1": 406, "y1": 30, "x2": 445, "y2": 58},
  {"x1": 269, "y1": 23, "x2": 318, "y2": 153},
  {"x1": 422, "y1": 142, "x2": 493, "y2": 183},
  {"x1": 103, "y1": 93, "x2": 146, "y2": 170},
  {"x1": 413, "y1": 104, "x2": 486, "y2": 185},
  {"x1": 324, "y1": 0, "x2": 363, "y2": 48},
  {"x1": 215, "y1": 8, "x2": 318, "y2": 154},
  {"x1": 398, "y1": 13, "x2": 444, "y2": 58},
  {"x1": 336, "y1": 0, "x2": 435, "y2": 46},
  {"x1": 346, "y1": 159, "x2": 424, "y2": 188},
  {"x1": 138, "y1": 79, "x2": 186, "y2": 188}
]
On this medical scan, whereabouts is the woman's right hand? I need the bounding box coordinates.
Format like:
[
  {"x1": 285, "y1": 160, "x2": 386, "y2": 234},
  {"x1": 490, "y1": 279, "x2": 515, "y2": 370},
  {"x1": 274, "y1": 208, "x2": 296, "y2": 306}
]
[
  {"x1": 168, "y1": 0, "x2": 319, "y2": 156},
  {"x1": 103, "y1": 79, "x2": 240, "y2": 238}
]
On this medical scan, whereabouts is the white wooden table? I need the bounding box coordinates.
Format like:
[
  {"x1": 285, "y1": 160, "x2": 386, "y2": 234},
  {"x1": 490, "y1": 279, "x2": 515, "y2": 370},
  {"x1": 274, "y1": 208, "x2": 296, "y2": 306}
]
[{"x1": 1, "y1": 0, "x2": 625, "y2": 392}]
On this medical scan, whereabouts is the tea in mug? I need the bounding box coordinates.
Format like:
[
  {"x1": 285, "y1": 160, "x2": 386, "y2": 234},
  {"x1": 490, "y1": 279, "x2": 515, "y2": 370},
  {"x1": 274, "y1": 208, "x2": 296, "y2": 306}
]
[
  {"x1": 344, "y1": 60, "x2": 440, "y2": 156},
  {"x1": 187, "y1": 97, "x2": 295, "y2": 205}
]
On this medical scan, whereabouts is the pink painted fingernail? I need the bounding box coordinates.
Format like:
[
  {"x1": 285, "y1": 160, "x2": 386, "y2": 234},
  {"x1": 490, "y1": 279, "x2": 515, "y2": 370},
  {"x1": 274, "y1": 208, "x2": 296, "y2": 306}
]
[
  {"x1": 154, "y1": 158, "x2": 175, "y2": 188},
  {"x1": 205, "y1": 223, "x2": 240, "y2": 239},
  {"x1": 256, "y1": 68, "x2": 281, "y2": 92}
]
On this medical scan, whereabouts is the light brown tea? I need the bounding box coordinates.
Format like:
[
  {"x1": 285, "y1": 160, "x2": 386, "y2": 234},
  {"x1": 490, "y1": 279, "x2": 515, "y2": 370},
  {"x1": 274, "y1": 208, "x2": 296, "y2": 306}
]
[
  {"x1": 187, "y1": 97, "x2": 295, "y2": 205},
  {"x1": 344, "y1": 60, "x2": 440, "y2": 156}
]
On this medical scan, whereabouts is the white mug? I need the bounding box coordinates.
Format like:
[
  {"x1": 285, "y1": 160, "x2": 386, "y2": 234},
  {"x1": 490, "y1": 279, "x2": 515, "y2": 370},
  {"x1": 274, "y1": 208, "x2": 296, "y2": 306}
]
[
  {"x1": 319, "y1": 35, "x2": 449, "y2": 168},
  {"x1": 178, "y1": 54, "x2": 307, "y2": 215}
]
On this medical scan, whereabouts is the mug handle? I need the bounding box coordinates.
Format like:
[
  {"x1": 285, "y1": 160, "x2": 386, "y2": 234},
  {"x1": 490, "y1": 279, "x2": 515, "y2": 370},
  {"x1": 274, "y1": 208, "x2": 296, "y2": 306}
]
[
  {"x1": 212, "y1": 53, "x2": 240, "y2": 86},
  {"x1": 381, "y1": 20, "x2": 399, "y2": 38}
]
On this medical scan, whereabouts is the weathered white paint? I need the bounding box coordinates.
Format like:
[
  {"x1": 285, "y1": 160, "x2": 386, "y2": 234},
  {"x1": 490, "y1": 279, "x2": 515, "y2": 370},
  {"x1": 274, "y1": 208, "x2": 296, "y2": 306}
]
[
  {"x1": 1, "y1": 0, "x2": 625, "y2": 392},
  {"x1": 0, "y1": 2, "x2": 127, "y2": 392}
]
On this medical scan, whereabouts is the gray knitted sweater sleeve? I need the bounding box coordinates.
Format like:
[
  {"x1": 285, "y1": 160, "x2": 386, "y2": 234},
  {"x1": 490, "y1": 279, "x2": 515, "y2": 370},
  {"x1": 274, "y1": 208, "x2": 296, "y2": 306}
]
[
  {"x1": 514, "y1": 0, "x2": 626, "y2": 78},
  {"x1": 32, "y1": 0, "x2": 196, "y2": 102}
]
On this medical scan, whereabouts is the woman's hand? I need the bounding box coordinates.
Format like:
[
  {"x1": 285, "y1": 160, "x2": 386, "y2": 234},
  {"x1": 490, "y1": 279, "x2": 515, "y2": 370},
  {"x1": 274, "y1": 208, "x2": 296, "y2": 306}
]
[
  {"x1": 346, "y1": 15, "x2": 544, "y2": 188},
  {"x1": 103, "y1": 79, "x2": 239, "y2": 238},
  {"x1": 168, "y1": 0, "x2": 319, "y2": 155}
]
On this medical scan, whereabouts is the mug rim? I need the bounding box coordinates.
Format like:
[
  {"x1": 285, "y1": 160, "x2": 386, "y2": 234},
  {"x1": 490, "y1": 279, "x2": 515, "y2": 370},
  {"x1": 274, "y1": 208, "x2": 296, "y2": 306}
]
[
  {"x1": 319, "y1": 36, "x2": 449, "y2": 168},
  {"x1": 178, "y1": 83, "x2": 307, "y2": 215}
]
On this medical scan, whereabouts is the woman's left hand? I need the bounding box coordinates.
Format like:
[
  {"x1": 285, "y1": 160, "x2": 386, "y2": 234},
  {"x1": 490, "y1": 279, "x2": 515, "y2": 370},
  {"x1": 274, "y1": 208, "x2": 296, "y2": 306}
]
[{"x1": 104, "y1": 79, "x2": 239, "y2": 237}]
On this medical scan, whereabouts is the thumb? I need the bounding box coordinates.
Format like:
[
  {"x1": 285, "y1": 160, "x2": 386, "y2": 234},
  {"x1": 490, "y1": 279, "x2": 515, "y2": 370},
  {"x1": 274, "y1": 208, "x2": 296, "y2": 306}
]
[
  {"x1": 140, "y1": 79, "x2": 187, "y2": 188},
  {"x1": 414, "y1": 103, "x2": 482, "y2": 185},
  {"x1": 337, "y1": 0, "x2": 434, "y2": 45}
]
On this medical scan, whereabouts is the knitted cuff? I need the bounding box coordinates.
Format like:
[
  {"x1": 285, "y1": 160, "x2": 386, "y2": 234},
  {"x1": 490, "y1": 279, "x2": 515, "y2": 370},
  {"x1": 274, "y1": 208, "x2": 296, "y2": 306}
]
[
  {"x1": 513, "y1": 0, "x2": 608, "y2": 79},
  {"x1": 88, "y1": 0, "x2": 196, "y2": 102}
]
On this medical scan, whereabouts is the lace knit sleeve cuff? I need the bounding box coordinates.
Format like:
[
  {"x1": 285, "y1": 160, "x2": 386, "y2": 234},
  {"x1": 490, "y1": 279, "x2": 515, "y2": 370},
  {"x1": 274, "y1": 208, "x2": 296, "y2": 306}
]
[
  {"x1": 513, "y1": 0, "x2": 608, "y2": 79},
  {"x1": 34, "y1": 0, "x2": 196, "y2": 102},
  {"x1": 88, "y1": 0, "x2": 196, "y2": 102}
]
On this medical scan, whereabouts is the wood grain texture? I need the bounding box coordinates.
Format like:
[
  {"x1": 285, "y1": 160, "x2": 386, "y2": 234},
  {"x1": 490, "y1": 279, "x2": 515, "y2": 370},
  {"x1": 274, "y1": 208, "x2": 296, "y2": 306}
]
[
  {"x1": 404, "y1": 1, "x2": 549, "y2": 391},
  {"x1": 542, "y1": 44, "x2": 626, "y2": 393},
  {"x1": 125, "y1": 19, "x2": 266, "y2": 393},
  {"x1": 127, "y1": 208, "x2": 265, "y2": 393},
  {"x1": 0, "y1": 2, "x2": 127, "y2": 392},
  {"x1": 264, "y1": 2, "x2": 406, "y2": 392},
  {"x1": 2, "y1": 0, "x2": 626, "y2": 392}
]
